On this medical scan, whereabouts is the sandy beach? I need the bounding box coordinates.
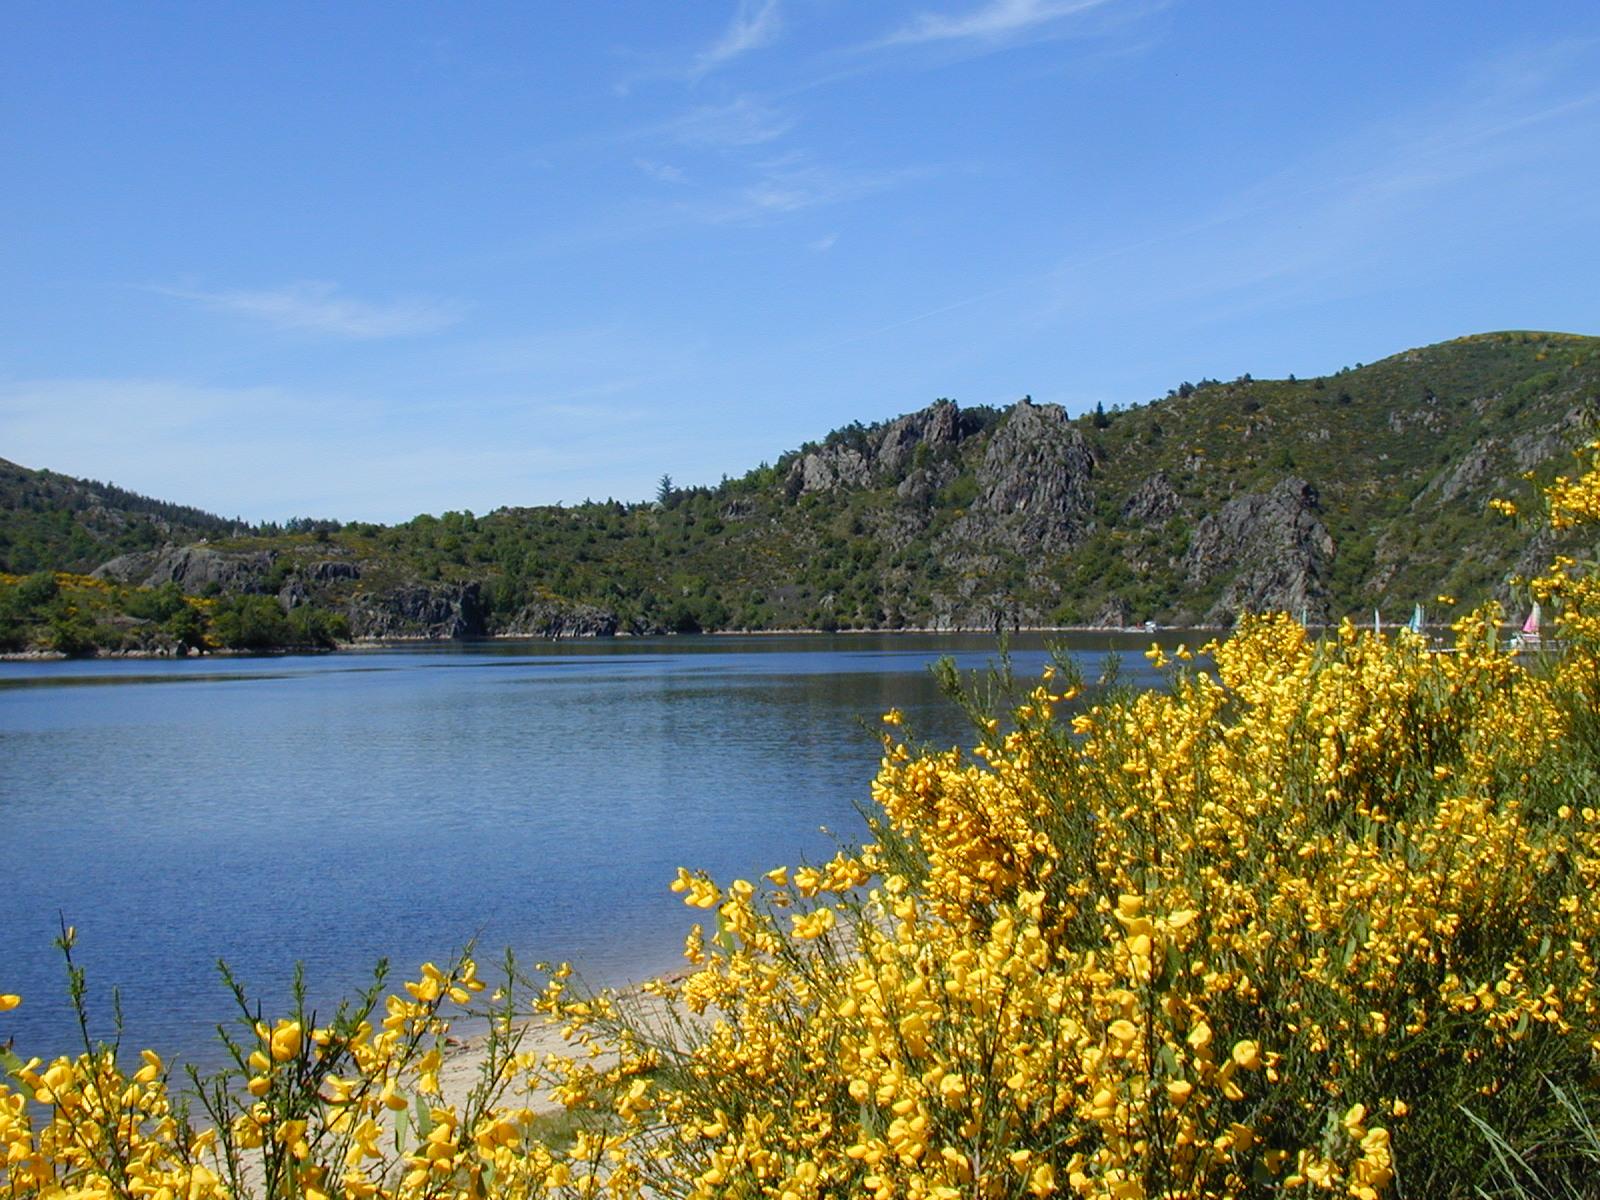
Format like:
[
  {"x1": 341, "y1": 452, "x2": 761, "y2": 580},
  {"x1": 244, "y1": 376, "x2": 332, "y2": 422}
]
[{"x1": 433, "y1": 972, "x2": 694, "y2": 1116}]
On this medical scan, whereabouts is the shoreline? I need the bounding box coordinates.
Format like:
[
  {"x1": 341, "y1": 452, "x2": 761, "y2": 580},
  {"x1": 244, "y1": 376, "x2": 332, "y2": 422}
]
[
  {"x1": 0, "y1": 645, "x2": 338, "y2": 662},
  {"x1": 0, "y1": 623, "x2": 1244, "y2": 662},
  {"x1": 0, "y1": 620, "x2": 1508, "y2": 663},
  {"x1": 435, "y1": 967, "x2": 694, "y2": 1115}
]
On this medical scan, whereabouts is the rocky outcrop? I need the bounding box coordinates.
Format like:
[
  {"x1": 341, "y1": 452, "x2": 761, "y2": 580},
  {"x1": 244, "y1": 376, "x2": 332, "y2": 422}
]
[
  {"x1": 1091, "y1": 596, "x2": 1132, "y2": 629},
  {"x1": 787, "y1": 447, "x2": 872, "y2": 495},
  {"x1": 1182, "y1": 477, "x2": 1335, "y2": 623},
  {"x1": 1420, "y1": 438, "x2": 1502, "y2": 505},
  {"x1": 895, "y1": 461, "x2": 957, "y2": 508},
  {"x1": 786, "y1": 400, "x2": 967, "y2": 496},
  {"x1": 345, "y1": 583, "x2": 486, "y2": 640},
  {"x1": 1123, "y1": 472, "x2": 1180, "y2": 525},
  {"x1": 278, "y1": 560, "x2": 362, "y2": 609},
  {"x1": 495, "y1": 598, "x2": 618, "y2": 639},
  {"x1": 93, "y1": 545, "x2": 276, "y2": 594},
  {"x1": 96, "y1": 548, "x2": 363, "y2": 611},
  {"x1": 874, "y1": 400, "x2": 961, "y2": 479},
  {"x1": 306, "y1": 560, "x2": 360, "y2": 583},
  {"x1": 948, "y1": 400, "x2": 1096, "y2": 553},
  {"x1": 1510, "y1": 405, "x2": 1589, "y2": 472},
  {"x1": 278, "y1": 580, "x2": 310, "y2": 610}
]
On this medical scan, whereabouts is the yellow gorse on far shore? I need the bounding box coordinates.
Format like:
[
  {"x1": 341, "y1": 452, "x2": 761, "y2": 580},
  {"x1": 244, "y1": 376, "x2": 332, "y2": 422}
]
[{"x1": 6, "y1": 442, "x2": 1600, "y2": 1199}]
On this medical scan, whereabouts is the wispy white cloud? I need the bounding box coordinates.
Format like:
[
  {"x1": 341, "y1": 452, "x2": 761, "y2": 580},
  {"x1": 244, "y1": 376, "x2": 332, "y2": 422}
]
[
  {"x1": 1006, "y1": 41, "x2": 1600, "y2": 338},
  {"x1": 1133, "y1": 66, "x2": 1600, "y2": 304},
  {"x1": 664, "y1": 96, "x2": 797, "y2": 148},
  {"x1": 692, "y1": 0, "x2": 783, "y2": 77},
  {"x1": 2, "y1": 377, "x2": 289, "y2": 443},
  {"x1": 882, "y1": 0, "x2": 1116, "y2": 46},
  {"x1": 488, "y1": 150, "x2": 930, "y2": 255},
  {"x1": 809, "y1": 232, "x2": 839, "y2": 252},
  {"x1": 610, "y1": 1, "x2": 784, "y2": 94},
  {"x1": 155, "y1": 281, "x2": 464, "y2": 339},
  {"x1": 634, "y1": 157, "x2": 687, "y2": 183},
  {"x1": 812, "y1": 38, "x2": 1600, "y2": 361},
  {"x1": 698, "y1": 157, "x2": 934, "y2": 224}
]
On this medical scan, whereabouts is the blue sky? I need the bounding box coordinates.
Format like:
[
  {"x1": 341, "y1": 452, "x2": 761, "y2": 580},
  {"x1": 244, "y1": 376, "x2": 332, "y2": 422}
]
[{"x1": 3, "y1": 1, "x2": 1599, "y2": 523}]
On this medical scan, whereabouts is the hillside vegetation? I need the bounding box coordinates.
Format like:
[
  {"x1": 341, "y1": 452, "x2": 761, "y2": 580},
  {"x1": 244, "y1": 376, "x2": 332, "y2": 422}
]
[
  {"x1": 0, "y1": 459, "x2": 247, "y2": 574},
  {"x1": 3, "y1": 331, "x2": 1597, "y2": 650}
]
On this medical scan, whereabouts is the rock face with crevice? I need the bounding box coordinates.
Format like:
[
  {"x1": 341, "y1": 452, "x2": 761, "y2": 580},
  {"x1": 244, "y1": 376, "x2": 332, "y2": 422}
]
[
  {"x1": 1123, "y1": 472, "x2": 1180, "y2": 525},
  {"x1": 345, "y1": 583, "x2": 487, "y2": 640},
  {"x1": 904, "y1": 401, "x2": 1100, "y2": 628},
  {"x1": 786, "y1": 399, "x2": 968, "y2": 497},
  {"x1": 787, "y1": 447, "x2": 872, "y2": 495},
  {"x1": 497, "y1": 598, "x2": 618, "y2": 639},
  {"x1": 1182, "y1": 478, "x2": 1335, "y2": 622},
  {"x1": 950, "y1": 400, "x2": 1096, "y2": 555},
  {"x1": 874, "y1": 400, "x2": 962, "y2": 479},
  {"x1": 94, "y1": 545, "x2": 277, "y2": 594}
]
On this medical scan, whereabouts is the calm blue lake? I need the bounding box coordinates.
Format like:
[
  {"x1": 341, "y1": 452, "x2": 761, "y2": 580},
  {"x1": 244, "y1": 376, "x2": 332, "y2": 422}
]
[{"x1": 0, "y1": 632, "x2": 1167, "y2": 1069}]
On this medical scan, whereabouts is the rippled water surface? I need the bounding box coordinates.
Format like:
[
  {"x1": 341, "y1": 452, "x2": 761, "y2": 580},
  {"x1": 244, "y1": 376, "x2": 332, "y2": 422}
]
[{"x1": 0, "y1": 632, "x2": 1168, "y2": 1067}]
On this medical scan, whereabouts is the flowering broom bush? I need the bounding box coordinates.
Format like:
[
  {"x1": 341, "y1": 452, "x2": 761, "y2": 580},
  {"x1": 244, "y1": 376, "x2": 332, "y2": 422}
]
[{"x1": 5, "y1": 443, "x2": 1600, "y2": 1199}]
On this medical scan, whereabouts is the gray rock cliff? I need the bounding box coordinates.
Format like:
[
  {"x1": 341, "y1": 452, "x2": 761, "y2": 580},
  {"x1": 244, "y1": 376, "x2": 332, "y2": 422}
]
[
  {"x1": 1182, "y1": 477, "x2": 1335, "y2": 623},
  {"x1": 873, "y1": 400, "x2": 961, "y2": 479},
  {"x1": 947, "y1": 400, "x2": 1096, "y2": 554},
  {"x1": 788, "y1": 447, "x2": 872, "y2": 495},
  {"x1": 1123, "y1": 472, "x2": 1181, "y2": 525},
  {"x1": 785, "y1": 399, "x2": 967, "y2": 496},
  {"x1": 345, "y1": 583, "x2": 486, "y2": 640},
  {"x1": 496, "y1": 598, "x2": 618, "y2": 639},
  {"x1": 93, "y1": 545, "x2": 277, "y2": 594}
]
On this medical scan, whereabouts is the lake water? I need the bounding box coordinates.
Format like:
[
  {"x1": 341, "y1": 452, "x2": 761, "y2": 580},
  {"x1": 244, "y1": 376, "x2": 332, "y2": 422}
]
[{"x1": 0, "y1": 632, "x2": 1169, "y2": 1069}]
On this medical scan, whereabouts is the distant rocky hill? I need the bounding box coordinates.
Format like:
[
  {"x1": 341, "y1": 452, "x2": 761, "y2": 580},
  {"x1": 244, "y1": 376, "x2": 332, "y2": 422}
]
[
  {"x1": 0, "y1": 458, "x2": 246, "y2": 574},
  {"x1": 9, "y1": 331, "x2": 1600, "y2": 640}
]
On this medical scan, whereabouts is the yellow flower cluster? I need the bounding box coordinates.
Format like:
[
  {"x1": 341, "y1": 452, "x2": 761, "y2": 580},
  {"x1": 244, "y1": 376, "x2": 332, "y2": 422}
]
[
  {"x1": 524, "y1": 454, "x2": 1600, "y2": 1199},
  {"x1": 545, "y1": 608, "x2": 1591, "y2": 1198},
  {"x1": 1529, "y1": 441, "x2": 1600, "y2": 656},
  {"x1": 0, "y1": 955, "x2": 590, "y2": 1200}
]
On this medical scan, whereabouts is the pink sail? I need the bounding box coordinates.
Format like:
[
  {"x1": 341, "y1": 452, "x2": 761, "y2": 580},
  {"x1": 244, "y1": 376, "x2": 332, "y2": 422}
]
[{"x1": 1522, "y1": 602, "x2": 1542, "y2": 636}]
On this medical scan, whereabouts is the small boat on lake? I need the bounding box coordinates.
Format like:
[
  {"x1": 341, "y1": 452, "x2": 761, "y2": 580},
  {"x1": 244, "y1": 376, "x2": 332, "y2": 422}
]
[
  {"x1": 1407, "y1": 603, "x2": 1425, "y2": 635},
  {"x1": 1512, "y1": 602, "x2": 1544, "y2": 652}
]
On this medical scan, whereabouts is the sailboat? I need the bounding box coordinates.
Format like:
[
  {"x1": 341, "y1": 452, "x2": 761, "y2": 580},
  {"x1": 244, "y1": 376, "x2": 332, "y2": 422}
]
[
  {"x1": 1514, "y1": 602, "x2": 1543, "y2": 652},
  {"x1": 1407, "y1": 603, "x2": 1425, "y2": 636},
  {"x1": 1373, "y1": 608, "x2": 1382, "y2": 636}
]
